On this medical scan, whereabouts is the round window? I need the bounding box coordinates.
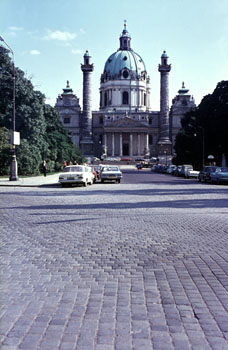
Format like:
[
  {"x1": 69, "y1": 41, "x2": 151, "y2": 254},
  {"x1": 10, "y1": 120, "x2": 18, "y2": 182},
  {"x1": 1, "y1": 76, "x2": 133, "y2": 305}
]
[{"x1": 123, "y1": 70, "x2": 129, "y2": 79}]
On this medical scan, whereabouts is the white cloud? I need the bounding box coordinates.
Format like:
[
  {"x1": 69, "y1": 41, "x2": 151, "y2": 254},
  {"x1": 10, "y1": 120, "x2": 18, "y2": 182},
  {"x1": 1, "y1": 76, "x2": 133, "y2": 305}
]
[
  {"x1": 45, "y1": 97, "x2": 56, "y2": 106},
  {"x1": 72, "y1": 49, "x2": 83, "y2": 55},
  {"x1": 43, "y1": 30, "x2": 77, "y2": 41},
  {"x1": 8, "y1": 26, "x2": 23, "y2": 31},
  {"x1": 30, "y1": 50, "x2": 40, "y2": 55}
]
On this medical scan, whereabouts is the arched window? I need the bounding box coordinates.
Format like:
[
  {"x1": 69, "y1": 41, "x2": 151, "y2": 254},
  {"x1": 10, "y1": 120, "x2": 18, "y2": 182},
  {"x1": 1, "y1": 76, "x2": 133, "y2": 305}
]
[
  {"x1": 122, "y1": 91, "x2": 129, "y2": 105},
  {"x1": 123, "y1": 70, "x2": 129, "y2": 78},
  {"x1": 104, "y1": 92, "x2": 108, "y2": 106}
]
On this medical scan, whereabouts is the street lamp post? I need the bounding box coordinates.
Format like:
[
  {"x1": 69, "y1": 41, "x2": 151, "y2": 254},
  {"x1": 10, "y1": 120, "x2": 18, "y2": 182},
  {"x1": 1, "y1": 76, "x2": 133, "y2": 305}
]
[{"x1": 0, "y1": 36, "x2": 19, "y2": 181}]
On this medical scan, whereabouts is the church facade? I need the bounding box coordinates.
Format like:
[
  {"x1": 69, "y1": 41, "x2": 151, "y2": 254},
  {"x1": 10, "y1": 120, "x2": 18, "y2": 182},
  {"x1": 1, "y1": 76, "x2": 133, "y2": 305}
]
[{"x1": 55, "y1": 23, "x2": 195, "y2": 161}]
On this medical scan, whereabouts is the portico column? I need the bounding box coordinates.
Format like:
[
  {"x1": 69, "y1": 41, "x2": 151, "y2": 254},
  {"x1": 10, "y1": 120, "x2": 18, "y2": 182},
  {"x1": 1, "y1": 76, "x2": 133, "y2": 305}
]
[
  {"x1": 103, "y1": 133, "x2": 107, "y2": 156},
  {"x1": 145, "y1": 133, "x2": 149, "y2": 156},
  {"x1": 112, "y1": 133, "x2": 115, "y2": 156},
  {"x1": 120, "y1": 133, "x2": 123, "y2": 156},
  {"x1": 138, "y1": 134, "x2": 141, "y2": 155},
  {"x1": 130, "y1": 133, "x2": 133, "y2": 157}
]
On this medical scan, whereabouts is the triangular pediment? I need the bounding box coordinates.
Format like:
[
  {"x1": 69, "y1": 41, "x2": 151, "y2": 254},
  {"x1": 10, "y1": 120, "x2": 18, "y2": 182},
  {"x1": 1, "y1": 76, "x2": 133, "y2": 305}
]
[{"x1": 105, "y1": 116, "x2": 147, "y2": 128}]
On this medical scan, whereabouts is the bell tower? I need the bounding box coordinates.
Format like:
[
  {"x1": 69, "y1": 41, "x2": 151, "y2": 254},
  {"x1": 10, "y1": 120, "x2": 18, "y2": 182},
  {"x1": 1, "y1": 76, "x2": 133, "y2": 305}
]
[
  {"x1": 80, "y1": 50, "x2": 94, "y2": 156},
  {"x1": 158, "y1": 51, "x2": 172, "y2": 155}
]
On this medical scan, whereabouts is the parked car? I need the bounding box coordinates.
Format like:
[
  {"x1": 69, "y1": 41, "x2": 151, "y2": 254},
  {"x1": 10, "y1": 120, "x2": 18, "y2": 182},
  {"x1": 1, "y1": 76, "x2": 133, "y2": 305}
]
[
  {"x1": 170, "y1": 165, "x2": 177, "y2": 175},
  {"x1": 136, "y1": 163, "x2": 143, "y2": 170},
  {"x1": 142, "y1": 159, "x2": 151, "y2": 168},
  {"x1": 136, "y1": 159, "x2": 150, "y2": 168},
  {"x1": 120, "y1": 157, "x2": 132, "y2": 162},
  {"x1": 166, "y1": 164, "x2": 176, "y2": 174},
  {"x1": 185, "y1": 169, "x2": 199, "y2": 179},
  {"x1": 151, "y1": 165, "x2": 159, "y2": 172},
  {"x1": 210, "y1": 167, "x2": 228, "y2": 184},
  {"x1": 180, "y1": 165, "x2": 193, "y2": 177},
  {"x1": 59, "y1": 165, "x2": 93, "y2": 187},
  {"x1": 100, "y1": 165, "x2": 123, "y2": 183},
  {"x1": 174, "y1": 165, "x2": 182, "y2": 176},
  {"x1": 198, "y1": 166, "x2": 219, "y2": 182}
]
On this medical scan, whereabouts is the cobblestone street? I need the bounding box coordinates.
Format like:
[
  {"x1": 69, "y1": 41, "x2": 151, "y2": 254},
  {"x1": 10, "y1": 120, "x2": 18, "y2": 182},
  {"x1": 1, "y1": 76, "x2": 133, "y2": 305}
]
[{"x1": 1, "y1": 169, "x2": 228, "y2": 350}]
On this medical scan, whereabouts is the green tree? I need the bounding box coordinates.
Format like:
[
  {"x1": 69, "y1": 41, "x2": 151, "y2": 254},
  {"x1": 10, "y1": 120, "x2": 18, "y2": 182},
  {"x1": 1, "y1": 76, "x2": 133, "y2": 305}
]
[
  {"x1": 173, "y1": 80, "x2": 228, "y2": 168},
  {"x1": 0, "y1": 127, "x2": 11, "y2": 175},
  {"x1": 43, "y1": 104, "x2": 85, "y2": 171},
  {"x1": 0, "y1": 46, "x2": 84, "y2": 175}
]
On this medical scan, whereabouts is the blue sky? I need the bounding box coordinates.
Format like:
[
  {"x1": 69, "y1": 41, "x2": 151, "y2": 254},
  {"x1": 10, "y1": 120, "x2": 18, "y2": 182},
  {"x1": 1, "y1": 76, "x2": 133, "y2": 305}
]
[{"x1": 0, "y1": 0, "x2": 227, "y2": 111}]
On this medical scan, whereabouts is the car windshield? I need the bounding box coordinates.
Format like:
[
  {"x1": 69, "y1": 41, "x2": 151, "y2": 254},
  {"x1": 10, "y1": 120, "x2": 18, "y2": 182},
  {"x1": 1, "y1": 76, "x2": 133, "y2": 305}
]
[
  {"x1": 102, "y1": 167, "x2": 119, "y2": 172},
  {"x1": 206, "y1": 167, "x2": 218, "y2": 172},
  {"x1": 63, "y1": 167, "x2": 83, "y2": 173}
]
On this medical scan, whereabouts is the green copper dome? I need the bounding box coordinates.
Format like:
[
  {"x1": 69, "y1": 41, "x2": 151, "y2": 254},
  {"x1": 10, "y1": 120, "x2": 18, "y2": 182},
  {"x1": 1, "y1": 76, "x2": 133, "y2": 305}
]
[
  {"x1": 103, "y1": 50, "x2": 146, "y2": 79},
  {"x1": 102, "y1": 23, "x2": 147, "y2": 81}
]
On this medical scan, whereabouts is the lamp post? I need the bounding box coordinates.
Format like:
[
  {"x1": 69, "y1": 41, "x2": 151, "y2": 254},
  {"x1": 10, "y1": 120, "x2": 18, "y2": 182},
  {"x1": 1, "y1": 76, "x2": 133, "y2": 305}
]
[{"x1": 0, "y1": 36, "x2": 19, "y2": 180}]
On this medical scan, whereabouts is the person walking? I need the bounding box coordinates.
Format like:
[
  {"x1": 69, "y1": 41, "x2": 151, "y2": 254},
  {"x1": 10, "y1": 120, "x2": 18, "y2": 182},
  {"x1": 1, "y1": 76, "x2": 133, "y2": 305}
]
[{"x1": 42, "y1": 160, "x2": 47, "y2": 177}]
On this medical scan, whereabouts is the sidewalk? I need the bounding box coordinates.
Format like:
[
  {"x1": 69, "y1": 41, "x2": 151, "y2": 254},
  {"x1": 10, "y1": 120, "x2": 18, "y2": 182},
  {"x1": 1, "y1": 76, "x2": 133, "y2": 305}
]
[{"x1": 0, "y1": 173, "x2": 60, "y2": 187}]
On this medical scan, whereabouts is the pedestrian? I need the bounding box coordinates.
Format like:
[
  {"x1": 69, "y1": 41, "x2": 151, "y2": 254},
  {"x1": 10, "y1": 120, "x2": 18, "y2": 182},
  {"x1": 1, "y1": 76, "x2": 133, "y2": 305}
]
[
  {"x1": 63, "y1": 160, "x2": 67, "y2": 168},
  {"x1": 42, "y1": 160, "x2": 47, "y2": 177}
]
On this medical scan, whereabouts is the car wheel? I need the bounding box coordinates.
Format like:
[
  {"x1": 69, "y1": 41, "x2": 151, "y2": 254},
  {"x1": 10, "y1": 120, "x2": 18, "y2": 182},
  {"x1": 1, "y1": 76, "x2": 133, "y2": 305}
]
[
  {"x1": 101, "y1": 179, "x2": 104, "y2": 183},
  {"x1": 199, "y1": 178, "x2": 201, "y2": 182},
  {"x1": 61, "y1": 183, "x2": 66, "y2": 188},
  {"x1": 216, "y1": 179, "x2": 220, "y2": 185},
  {"x1": 117, "y1": 179, "x2": 121, "y2": 183}
]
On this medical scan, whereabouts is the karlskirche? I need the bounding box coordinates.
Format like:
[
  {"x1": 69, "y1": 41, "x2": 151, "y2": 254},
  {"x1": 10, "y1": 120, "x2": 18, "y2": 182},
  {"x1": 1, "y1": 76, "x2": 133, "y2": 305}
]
[{"x1": 55, "y1": 23, "x2": 195, "y2": 160}]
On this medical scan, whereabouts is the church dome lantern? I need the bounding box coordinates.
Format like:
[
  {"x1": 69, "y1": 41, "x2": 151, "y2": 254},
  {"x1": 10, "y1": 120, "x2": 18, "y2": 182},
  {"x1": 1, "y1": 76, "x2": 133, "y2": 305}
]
[
  {"x1": 102, "y1": 22, "x2": 147, "y2": 83},
  {"x1": 100, "y1": 22, "x2": 151, "y2": 112}
]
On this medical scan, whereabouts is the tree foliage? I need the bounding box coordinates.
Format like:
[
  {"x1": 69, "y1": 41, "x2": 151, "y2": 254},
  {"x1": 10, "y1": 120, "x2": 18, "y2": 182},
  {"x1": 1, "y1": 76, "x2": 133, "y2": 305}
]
[
  {"x1": 0, "y1": 46, "x2": 85, "y2": 175},
  {"x1": 173, "y1": 80, "x2": 228, "y2": 169}
]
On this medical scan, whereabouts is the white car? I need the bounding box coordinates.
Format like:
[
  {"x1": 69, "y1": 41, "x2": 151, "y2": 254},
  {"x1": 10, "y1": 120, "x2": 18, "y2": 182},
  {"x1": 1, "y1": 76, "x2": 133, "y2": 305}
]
[
  {"x1": 166, "y1": 164, "x2": 176, "y2": 174},
  {"x1": 185, "y1": 169, "x2": 200, "y2": 178},
  {"x1": 59, "y1": 165, "x2": 94, "y2": 187},
  {"x1": 100, "y1": 165, "x2": 123, "y2": 183}
]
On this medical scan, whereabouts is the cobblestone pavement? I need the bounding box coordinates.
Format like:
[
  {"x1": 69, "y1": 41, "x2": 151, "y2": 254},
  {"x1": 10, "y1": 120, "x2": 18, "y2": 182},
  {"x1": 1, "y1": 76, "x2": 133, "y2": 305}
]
[{"x1": 0, "y1": 170, "x2": 228, "y2": 350}]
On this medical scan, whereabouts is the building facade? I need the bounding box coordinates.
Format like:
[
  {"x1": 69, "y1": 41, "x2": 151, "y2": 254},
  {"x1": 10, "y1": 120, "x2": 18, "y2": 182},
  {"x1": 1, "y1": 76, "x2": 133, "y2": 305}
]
[{"x1": 56, "y1": 23, "x2": 196, "y2": 161}]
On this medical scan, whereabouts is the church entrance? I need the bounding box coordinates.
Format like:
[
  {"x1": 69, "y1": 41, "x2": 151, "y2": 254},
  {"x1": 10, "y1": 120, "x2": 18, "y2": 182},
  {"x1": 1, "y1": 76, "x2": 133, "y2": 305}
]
[{"x1": 123, "y1": 143, "x2": 129, "y2": 156}]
